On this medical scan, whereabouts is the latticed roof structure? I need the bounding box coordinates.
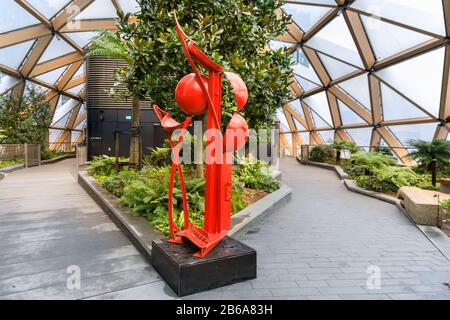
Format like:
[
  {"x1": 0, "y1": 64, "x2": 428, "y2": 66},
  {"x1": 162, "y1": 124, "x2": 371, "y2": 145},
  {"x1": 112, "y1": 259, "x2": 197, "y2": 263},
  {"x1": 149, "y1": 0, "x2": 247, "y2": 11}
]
[
  {"x1": 0, "y1": 0, "x2": 139, "y2": 150},
  {"x1": 276, "y1": 0, "x2": 450, "y2": 163},
  {"x1": 1, "y1": 1, "x2": 449, "y2": 160}
]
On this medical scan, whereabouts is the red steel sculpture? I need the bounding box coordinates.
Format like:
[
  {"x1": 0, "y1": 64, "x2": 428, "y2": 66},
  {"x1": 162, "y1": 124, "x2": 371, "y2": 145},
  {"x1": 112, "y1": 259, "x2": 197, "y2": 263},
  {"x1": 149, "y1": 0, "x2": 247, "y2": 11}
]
[{"x1": 153, "y1": 12, "x2": 249, "y2": 257}]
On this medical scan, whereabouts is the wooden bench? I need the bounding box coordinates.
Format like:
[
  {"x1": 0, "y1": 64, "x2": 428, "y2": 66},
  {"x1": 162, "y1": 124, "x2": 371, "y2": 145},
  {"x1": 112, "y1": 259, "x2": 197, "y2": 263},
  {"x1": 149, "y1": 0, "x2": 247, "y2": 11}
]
[{"x1": 397, "y1": 187, "x2": 450, "y2": 227}]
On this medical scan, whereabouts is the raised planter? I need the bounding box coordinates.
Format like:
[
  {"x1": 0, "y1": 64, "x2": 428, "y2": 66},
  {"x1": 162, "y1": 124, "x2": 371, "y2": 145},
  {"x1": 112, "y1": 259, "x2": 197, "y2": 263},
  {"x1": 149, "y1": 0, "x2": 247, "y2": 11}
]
[
  {"x1": 0, "y1": 163, "x2": 25, "y2": 173},
  {"x1": 440, "y1": 179, "x2": 450, "y2": 194},
  {"x1": 297, "y1": 156, "x2": 348, "y2": 180},
  {"x1": 78, "y1": 171, "x2": 292, "y2": 261},
  {"x1": 41, "y1": 153, "x2": 76, "y2": 165}
]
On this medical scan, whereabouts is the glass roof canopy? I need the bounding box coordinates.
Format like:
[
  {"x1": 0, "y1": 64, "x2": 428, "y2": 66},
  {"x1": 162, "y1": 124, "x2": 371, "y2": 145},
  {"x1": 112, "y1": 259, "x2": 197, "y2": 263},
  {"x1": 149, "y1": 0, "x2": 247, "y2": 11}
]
[
  {"x1": 1, "y1": 0, "x2": 449, "y2": 160},
  {"x1": 0, "y1": 0, "x2": 139, "y2": 150},
  {"x1": 277, "y1": 0, "x2": 450, "y2": 164}
]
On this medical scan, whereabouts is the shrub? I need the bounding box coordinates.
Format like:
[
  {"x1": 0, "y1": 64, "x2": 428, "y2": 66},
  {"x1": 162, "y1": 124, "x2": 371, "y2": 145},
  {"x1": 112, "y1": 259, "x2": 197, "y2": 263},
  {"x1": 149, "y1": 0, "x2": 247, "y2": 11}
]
[
  {"x1": 354, "y1": 166, "x2": 419, "y2": 193},
  {"x1": 102, "y1": 169, "x2": 139, "y2": 198},
  {"x1": 143, "y1": 147, "x2": 171, "y2": 168},
  {"x1": 0, "y1": 158, "x2": 23, "y2": 169},
  {"x1": 119, "y1": 166, "x2": 205, "y2": 235},
  {"x1": 309, "y1": 144, "x2": 334, "y2": 163},
  {"x1": 87, "y1": 155, "x2": 116, "y2": 177},
  {"x1": 350, "y1": 152, "x2": 397, "y2": 169},
  {"x1": 234, "y1": 156, "x2": 280, "y2": 192},
  {"x1": 441, "y1": 199, "x2": 450, "y2": 214},
  {"x1": 41, "y1": 150, "x2": 64, "y2": 160}
]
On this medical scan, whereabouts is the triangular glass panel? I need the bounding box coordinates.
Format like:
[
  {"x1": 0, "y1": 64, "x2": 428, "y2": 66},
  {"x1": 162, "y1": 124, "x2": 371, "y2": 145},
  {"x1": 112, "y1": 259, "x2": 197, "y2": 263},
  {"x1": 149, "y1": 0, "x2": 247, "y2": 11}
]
[
  {"x1": 293, "y1": 118, "x2": 306, "y2": 131},
  {"x1": 376, "y1": 47, "x2": 445, "y2": 118},
  {"x1": 0, "y1": 40, "x2": 35, "y2": 70},
  {"x1": 381, "y1": 82, "x2": 429, "y2": 121},
  {"x1": 317, "y1": 52, "x2": 359, "y2": 80},
  {"x1": 320, "y1": 130, "x2": 335, "y2": 144},
  {"x1": 290, "y1": 99, "x2": 305, "y2": 119},
  {"x1": 34, "y1": 66, "x2": 68, "y2": 85},
  {"x1": 75, "y1": 118, "x2": 86, "y2": 130},
  {"x1": 66, "y1": 84, "x2": 84, "y2": 95},
  {"x1": 0, "y1": 73, "x2": 20, "y2": 95},
  {"x1": 38, "y1": 37, "x2": 76, "y2": 63},
  {"x1": 351, "y1": 0, "x2": 446, "y2": 36},
  {"x1": 338, "y1": 74, "x2": 371, "y2": 110},
  {"x1": 118, "y1": 0, "x2": 140, "y2": 14},
  {"x1": 295, "y1": 75, "x2": 320, "y2": 92},
  {"x1": 0, "y1": 1, "x2": 40, "y2": 33},
  {"x1": 26, "y1": 0, "x2": 71, "y2": 19},
  {"x1": 299, "y1": 132, "x2": 310, "y2": 145},
  {"x1": 72, "y1": 63, "x2": 84, "y2": 79},
  {"x1": 277, "y1": 109, "x2": 290, "y2": 131},
  {"x1": 283, "y1": 3, "x2": 334, "y2": 33},
  {"x1": 73, "y1": 0, "x2": 119, "y2": 20},
  {"x1": 25, "y1": 81, "x2": 48, "y2": 95},
  {"x1": 360, "y1": 15, "x2": 434, "y2": 61},
  {"x1": 64, "y1": 32, "x2": 98, "y2": 49},
  {"x1": 71, "y1": 131, "x2": 81, "y2": 142},
  {"x1": 53, "y1": 97, "x2": 79, "y2": 124},
  {"x1": 338, "y1": 100, "x2": 366, "y2": 125},
  {"x1": 292, "y1": 48, "x2": 322, "y2": 85},
  {"x1": 309, "y1": 108, "x2": 332, "y2": 129},
  {"x1": 304, "y1": 92, "x2": 333, "y2": 126},
  {"x1": 389, "y1": 123, "x2": 438, "y2": 146},
  {"x1": 52, "y1": 111, "x2": 71, "y2": 127},
  {"x1": 345, "y1": 128, "x2": 373, "y2": 149},
  {"x1": 49, "y1": 129, "x2": 64, "y2": 143},
  {"x1": 306, "y1": 15, "x2": 364, "y2": 68}
]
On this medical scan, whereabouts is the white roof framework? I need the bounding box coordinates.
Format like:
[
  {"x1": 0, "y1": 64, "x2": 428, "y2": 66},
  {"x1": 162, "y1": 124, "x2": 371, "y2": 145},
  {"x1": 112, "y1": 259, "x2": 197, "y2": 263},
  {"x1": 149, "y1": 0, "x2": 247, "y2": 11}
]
[
  {"x1": 0, "y1": 0, "x2": 139, "y2": 150},
  {"x1": 277, "y1": 0, "x2": 450, "y2": 163}
]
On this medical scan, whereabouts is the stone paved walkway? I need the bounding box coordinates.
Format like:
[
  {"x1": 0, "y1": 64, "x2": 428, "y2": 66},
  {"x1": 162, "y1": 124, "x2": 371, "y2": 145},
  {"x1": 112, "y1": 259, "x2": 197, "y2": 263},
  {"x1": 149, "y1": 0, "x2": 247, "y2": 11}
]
[{"x1": 0, "y1": 158, "x2": 449, "y2": 300}]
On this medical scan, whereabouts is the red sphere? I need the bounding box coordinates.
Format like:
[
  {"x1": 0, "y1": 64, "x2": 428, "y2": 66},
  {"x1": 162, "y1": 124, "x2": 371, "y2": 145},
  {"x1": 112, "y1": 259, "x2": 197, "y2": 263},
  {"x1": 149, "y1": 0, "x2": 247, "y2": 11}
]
[
  {"x1": 175, "y1": 73, "x2": 209, "y2": 116},
  {"x1": 224, "y1": 113, "x2": 249, "y2": 152},
  {"x1": 225, "y1": 72, "x2": 248, "y2": 111}
]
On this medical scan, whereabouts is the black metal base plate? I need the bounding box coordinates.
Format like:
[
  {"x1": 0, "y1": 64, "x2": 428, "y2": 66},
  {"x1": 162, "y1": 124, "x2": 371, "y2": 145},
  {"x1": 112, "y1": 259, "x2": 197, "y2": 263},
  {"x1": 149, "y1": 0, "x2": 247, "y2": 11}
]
[{"x1": 151, "y1": 236, "x2": 257, "y2": 297}]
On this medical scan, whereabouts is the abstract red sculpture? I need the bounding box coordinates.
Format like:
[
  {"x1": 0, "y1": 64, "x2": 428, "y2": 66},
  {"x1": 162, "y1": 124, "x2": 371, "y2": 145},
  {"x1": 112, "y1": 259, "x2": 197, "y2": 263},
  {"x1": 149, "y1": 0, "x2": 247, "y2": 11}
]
[{"x1": 153, "y1": 12, "x2": 249, "y2": 257}]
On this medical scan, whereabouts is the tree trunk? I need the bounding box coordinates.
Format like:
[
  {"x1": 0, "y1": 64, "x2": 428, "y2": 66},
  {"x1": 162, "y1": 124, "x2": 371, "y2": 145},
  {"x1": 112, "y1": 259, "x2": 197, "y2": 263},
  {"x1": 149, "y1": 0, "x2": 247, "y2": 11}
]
[
  {"x1": 130, "y1": 97, "x2": 141, "y2": 169},
  {"x1": 336, "y1": 150, "x2": 341, "y2": 163}
]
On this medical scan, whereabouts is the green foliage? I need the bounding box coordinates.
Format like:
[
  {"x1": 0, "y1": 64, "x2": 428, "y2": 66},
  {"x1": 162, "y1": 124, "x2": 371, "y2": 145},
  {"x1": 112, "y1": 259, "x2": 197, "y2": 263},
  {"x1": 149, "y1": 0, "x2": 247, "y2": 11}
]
[
  {"x1": 441, "y1": 199, "x2": 450, "y2": 214},
  {"x1": 40, "y1": 150, "x2": 65, "y2": 160},
  {"x1": 143, "y1": 147, "x2": 171, "y2": 167},
  {"x1": 354, "y1": 166, "x2": 419, "y2": 193},
  {"x1": 345, "y1": 142, "x2": 361, "y2": 155},
  {"x1": 331, "y1": 140, "x2": 347, "y2": 152},
  {"x1": 0, "y1": 158, "x2": 23, "y2": 169},
  {"x1": 408, "y1": 139, "x2": 450, "y2": 169},
  {"x1": 87, "y1": 155, "x2": 123, "y2": 177},
  {"x1": 0, "y1": 85, "x2": 51, "y2": 149},
  {"x1": 119, "y1": 166, "x2": 205, "y2": 235},
  {"x1": 110, "y1": 0, "x2": 292, "y2": 129},
  {"x1": 309, "y1": 144, "x2": 334, "y2": 163},
  {"x1": 234, "y1": 156, "x2": 280, "y2": 192},
  {"x1": 102, "y1": 170, "x2": 139, "y2": 197},
  {"x1": 350, "y1": 152, "x2": 397, "y2": 169}
]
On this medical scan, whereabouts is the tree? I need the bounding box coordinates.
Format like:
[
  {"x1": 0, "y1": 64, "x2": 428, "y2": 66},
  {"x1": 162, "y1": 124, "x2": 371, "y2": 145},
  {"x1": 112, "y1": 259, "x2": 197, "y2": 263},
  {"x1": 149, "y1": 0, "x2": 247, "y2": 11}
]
[
  {"x1": 408, "y1": 139, "x2": 450, "y2": 168},
  {"x1": 408, "y1": 139, "x2": 450, "y2": 186},
  {"x1": 115, "y1": 0, "x2": 292, "y2": 161},
  {"x1": 88, "y1": 29, "x2": 144, "y2": 168},
  {"x1": 331, "y1": 140, "x2": 347, "y2": 163},
  {"x1": 0, "y1": 85, "x2": 51, "y2": 151}
]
